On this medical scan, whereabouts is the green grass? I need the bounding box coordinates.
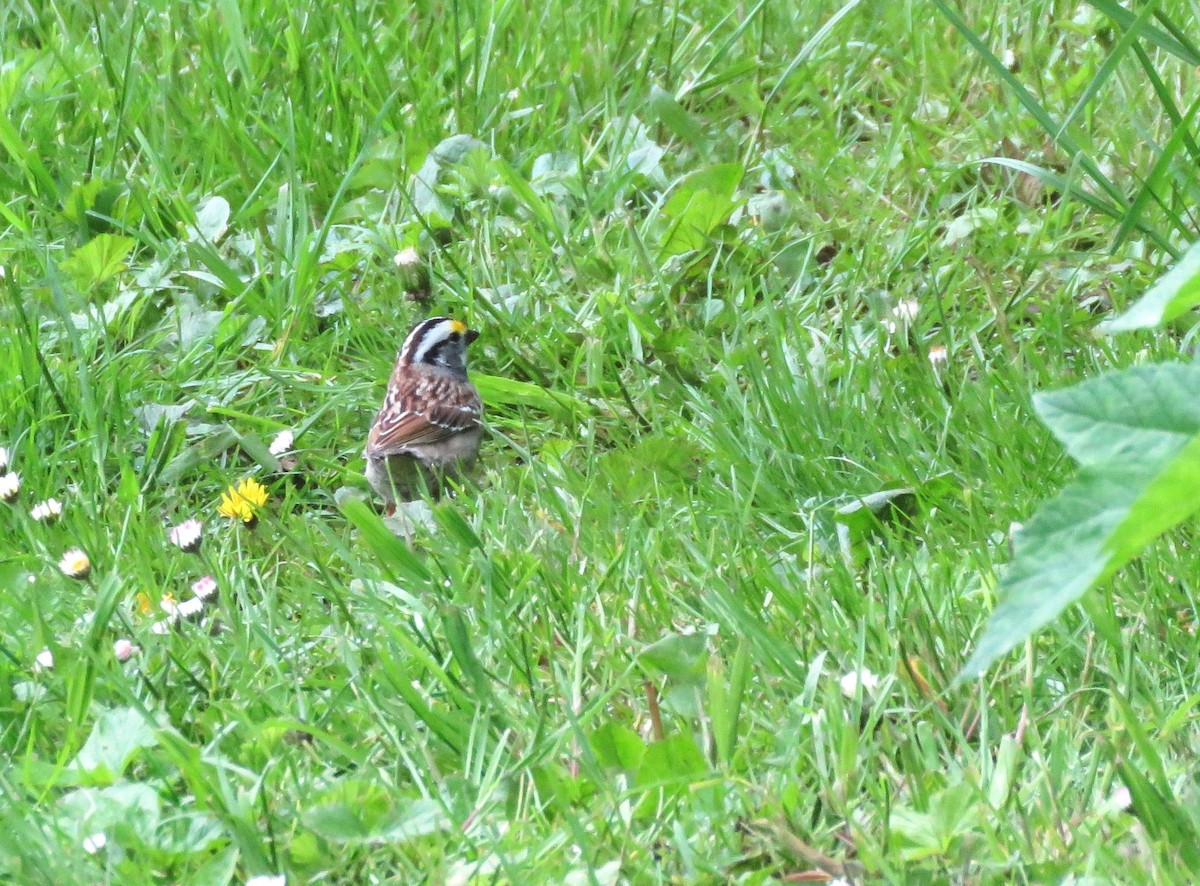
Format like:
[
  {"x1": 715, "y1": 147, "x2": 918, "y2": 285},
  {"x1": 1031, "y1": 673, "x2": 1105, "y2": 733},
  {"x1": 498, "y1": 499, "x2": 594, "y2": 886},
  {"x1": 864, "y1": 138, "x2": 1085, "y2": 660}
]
[{"x1": 2, "y1": 0, "x2": 1200, "y2": 882}]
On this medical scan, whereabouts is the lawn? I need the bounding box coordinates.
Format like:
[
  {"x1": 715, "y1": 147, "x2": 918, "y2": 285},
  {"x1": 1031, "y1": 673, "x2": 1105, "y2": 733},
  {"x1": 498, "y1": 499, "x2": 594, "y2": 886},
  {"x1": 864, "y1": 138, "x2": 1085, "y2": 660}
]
[{"x1": 2, "y1": 0, "x2": 1199, "y2": 882}]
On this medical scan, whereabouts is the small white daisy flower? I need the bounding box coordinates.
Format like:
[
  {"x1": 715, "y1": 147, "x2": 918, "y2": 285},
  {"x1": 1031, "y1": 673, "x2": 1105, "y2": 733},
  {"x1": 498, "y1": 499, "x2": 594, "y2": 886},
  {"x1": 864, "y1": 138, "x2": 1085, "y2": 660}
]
[
  {"x1": 0, "y1": 471, "x2": 19, "y2": 502},
  {"x1": 113, "y1": 639, "x2": 139, "y2": 661},
  {"x1": 82, "y1": 832, "x2": 107, "y2": 854},
  {"x1": 177, "y1": 597, "x2": 204, "y2": 618},
  {"x1": 58, "y1": 548, "x2": 91, "y2": 580},
  {"x1": 839, "y1": 668, "x2": 880, "y2": 698},
  {"x1": 0, "y1": 446, "x2": 9, "y2": 473},
  {"x1": 168, "y1": 518, "x2": 204, "y2": 553},
  {"x1": 30, "y1": 498, "x2": 63, "y2": 522},
  {"x1": 35, "y1": 648, "x2": 54, "y2": 670},
  {"x1": 150, "y1": 619, "x2": 174, "y2": 635},
  {"x1": 191, "y1": 575, "x2": 218, "y2": 600},
  {"x1": 928, "y1": 344, "x2": 948, "y2": 366},
  {"x1": 893, "y1": 299, "x2": 919, "y2": 323},
  {"x1": 268, "y1": 429, "x2": 295, "y2": 457}
]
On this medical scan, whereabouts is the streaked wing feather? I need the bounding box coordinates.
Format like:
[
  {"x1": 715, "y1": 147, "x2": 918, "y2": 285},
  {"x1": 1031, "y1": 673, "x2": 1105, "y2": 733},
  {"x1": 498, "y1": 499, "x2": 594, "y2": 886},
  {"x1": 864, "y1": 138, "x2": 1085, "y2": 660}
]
[{"x1": 366, "y1": 401, "x2": 481, "y2": 457}]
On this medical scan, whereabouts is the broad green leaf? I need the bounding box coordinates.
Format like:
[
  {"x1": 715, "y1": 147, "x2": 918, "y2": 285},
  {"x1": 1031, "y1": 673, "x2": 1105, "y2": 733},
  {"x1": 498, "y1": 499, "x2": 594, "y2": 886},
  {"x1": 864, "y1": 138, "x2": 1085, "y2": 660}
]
[
  {"x1": 288, "y1": 832, "x2": 322, "y2": 867},
  {"x1": 1035, "y1": 363, "x2": 1200, "y2": 466},
  {"x1": 60, "y1": 233, "x2": 135, "y2": 290},
  {"x1": 1106, "y1": 434, "x2": 1200, "y2": 566},
  {"x1": 168, "y1": 292, "x2": 225, "y2": 350},
  {"x1": 532, "y1": 762, "x2": 590, "y2": 807},
  {"x1": 58, "y1": 782, "x2": 161, "y2": 839},
  {"x1": 530, "y1": 151, "x2": 581, "y2": 199},
  {"x1": 431, "y1": 133, "x2": 487, "y2": 164},
  {"x1": 659, "y1": 163, "x2": 743, "y2": 256},
  {"x1": 303, "y1": 779, "x2": 389, "y2": 843},
  {"x1": 60, "y1": 178, "x2": 108, "y2": 226},
  {"x1": 305, "y1": 794, "x2": 449, "y2": 845},
  {"x1": 888, "y1": 806, "x2": 943, "y2": 860},
  {"x1": 960, "y1": 461, "x2": 1145, "y2": 680},
  {"x1": 889, "y1": 782, "x2": 979, "y2": 860},
  {"x1": 640, "y1": 633, "x2": 708, "y2": 686},
  {"x1": 1098, "y1": 240, "x2": 1200, "y2": 333},
  {"x1": 190, "y1": 195, "x2": 230, "y2": 243},
  {"x1": 411, "y1": 153, "x2": 451, "y2": 221},
  {"x1": 589, "y1": 722, "x2": 645, "y2": 772},
  {"x1": 636, "y1": 735, "x2": 707, "y2": 785},
  {"x1": 372, "y1": 799, "x2": 451, "y2": 842},
  {"x1": 190, "y1": 845, "x2": 239, "y2": 886},
  {"x1": 1041, "y1": 365, "x2": 1200, "y2": 570},
  {"x1": 304, "y1": 802, "x2": 374, "y2": 843},
  {"x1": 153, "y1": 812, "x2": 225, "y2": 854},
  {"x1": 159, "y1": 426, "x2": 238, "y2": 485},
  {"x1": 72, "y1": 707, "x2": 158, "y2": 782},
  {"x1": 960, "y1": 364, "x2": 1200, "y2": 679}
]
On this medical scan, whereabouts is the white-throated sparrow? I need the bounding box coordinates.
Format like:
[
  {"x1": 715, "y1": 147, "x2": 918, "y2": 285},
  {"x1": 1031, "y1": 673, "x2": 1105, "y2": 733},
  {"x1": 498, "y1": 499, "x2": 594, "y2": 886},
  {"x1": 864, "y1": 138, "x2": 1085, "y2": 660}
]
[{"x1": 364, "y1": 317, "x2": 484, "y2": 507}]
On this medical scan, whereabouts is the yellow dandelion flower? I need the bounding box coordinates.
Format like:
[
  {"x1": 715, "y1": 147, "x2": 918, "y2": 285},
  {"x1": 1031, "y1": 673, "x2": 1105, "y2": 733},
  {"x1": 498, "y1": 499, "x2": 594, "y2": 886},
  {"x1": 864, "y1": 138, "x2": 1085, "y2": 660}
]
[{"x1": 218, "y1": 477, "x2": 269, "y2": 525}]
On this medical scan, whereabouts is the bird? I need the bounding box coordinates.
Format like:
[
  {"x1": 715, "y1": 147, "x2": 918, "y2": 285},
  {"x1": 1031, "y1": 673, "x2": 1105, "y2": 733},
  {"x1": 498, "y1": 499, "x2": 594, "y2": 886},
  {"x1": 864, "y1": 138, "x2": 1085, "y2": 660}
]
[{"x1": 364, "y1": 317, "x2": 484, "y2": 509}]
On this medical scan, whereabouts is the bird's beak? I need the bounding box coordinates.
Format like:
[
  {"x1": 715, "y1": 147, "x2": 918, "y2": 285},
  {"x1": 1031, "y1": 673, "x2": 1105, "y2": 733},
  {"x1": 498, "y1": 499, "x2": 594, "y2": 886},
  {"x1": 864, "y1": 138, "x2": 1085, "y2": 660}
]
[{"x1": 465, "y1": 328, "x2": 480, "y2": 346}]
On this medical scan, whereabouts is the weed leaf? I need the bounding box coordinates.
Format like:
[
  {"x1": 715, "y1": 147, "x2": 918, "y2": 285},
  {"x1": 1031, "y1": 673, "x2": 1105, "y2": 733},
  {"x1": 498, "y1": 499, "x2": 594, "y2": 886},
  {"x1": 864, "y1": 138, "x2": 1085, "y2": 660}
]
[{"x1": 960, "y1": 363, "x2": 1200, "y2": 679}]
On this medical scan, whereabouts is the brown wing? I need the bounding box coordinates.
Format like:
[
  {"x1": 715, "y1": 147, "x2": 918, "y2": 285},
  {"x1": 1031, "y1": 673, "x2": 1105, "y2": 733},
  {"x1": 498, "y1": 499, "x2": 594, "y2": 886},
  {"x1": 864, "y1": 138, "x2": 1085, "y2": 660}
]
[{"x1": 365, "y1": 372, "x2": 482, "y2": 458}]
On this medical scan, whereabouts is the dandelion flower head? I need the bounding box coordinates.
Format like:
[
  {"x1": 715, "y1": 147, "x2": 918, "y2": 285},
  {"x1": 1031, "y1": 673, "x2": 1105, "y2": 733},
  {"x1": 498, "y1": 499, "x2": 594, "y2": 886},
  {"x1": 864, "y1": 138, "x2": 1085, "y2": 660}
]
[{"x1": 218, "y1": 477, "x2": 269, "y2": 524}]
